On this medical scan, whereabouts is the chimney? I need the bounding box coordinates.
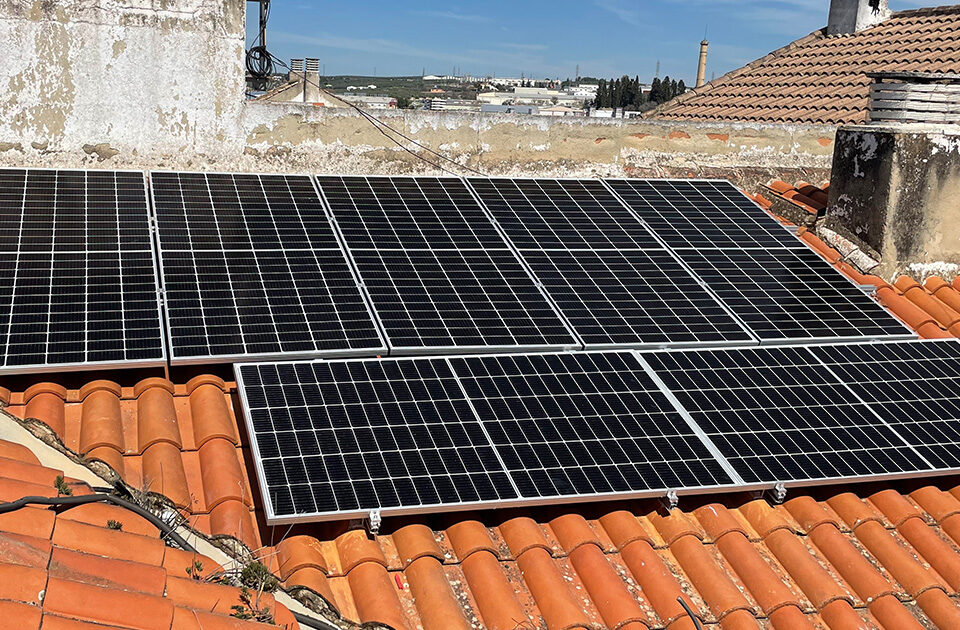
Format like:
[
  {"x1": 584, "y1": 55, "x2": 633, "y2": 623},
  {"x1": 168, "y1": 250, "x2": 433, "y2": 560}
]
[
  {"x1": 304, "y1": 58, "x2": 321, "y2": 103},
  {"x1": 827, "y1": 0, "x2": 890, "y2": 35},
  {"x1": 696, "y1": 40, "x2": 708, "y2": 88},
  {"x1": 825, "y1": 72, "x2": 960, "y2": 277}
]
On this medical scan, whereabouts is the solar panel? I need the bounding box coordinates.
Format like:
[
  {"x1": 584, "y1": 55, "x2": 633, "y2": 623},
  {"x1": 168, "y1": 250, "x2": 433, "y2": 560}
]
[
  {"x1": 521, "y1": 249, "x2": 753, "y2": 346},
  {"x1": 642, "y1": 345, "x2": 932, "y2": 484},
  {"x1": 449, "y1": 351, "x2": 737, "y2": 498},
  {"x1": 151, "y1": 172, "x2": 385, "y2": 363},
  {"x1": 813, "y1": 340, "x2": 960, "y2": 470},
  {"x1": 0, "y1": 168, "x2": 165, "y2": 372},
  {"x1": 315, "y1": 175, "x2": 577, "y2": 352},
  {"x1": 466, "y1": 178, "x2": 659, "y2": 249},
  {"x1": 604, "y1": 179, "x2": 803, "y2": 249},
  {"x1": 675, "y1": 247, "x2": 914, "y2": 342},
  {"x1": 236, "y1": 358, "x2": 517, "y2": 521}
]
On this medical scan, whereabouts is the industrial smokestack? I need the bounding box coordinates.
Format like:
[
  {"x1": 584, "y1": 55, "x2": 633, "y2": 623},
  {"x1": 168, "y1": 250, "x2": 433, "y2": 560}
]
[{"x1": 696, "y1": 40, "x2": 708, "y2": 88}]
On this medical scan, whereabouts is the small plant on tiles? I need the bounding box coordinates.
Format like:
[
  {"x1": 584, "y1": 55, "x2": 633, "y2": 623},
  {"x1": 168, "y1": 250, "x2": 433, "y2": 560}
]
[
  {"x1": 54, "y1": 475, "x2": 72, "y2": 496},
  {"x1": 230, "y1": 586, "x2": 275, "y2": 623}
]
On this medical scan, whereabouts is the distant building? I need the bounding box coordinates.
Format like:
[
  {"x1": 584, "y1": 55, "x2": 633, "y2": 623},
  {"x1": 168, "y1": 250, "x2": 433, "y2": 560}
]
[
  {"x1": 478, "y1": 87, "x2": 587, "y2": 108},
  {"x1": 426, "y1": 98, "x2": 481, "y2": 112},
  {"x1": 480, "y1": 104, "x2": 539, "y2": 115},
  {"x1": 338, "y1": 94, "x2": 397, "y2": 109},
  {"x1": 539, "y1": 105, "x2": 586, "y2": 117}
]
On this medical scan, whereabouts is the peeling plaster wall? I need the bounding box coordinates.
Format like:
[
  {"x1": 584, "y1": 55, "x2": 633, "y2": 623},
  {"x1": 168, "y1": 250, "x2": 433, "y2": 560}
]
[
  {"x1": 827, "y1": 124, "x2": 960, "y2": 279},
  {"x1": 0, "y1": 0, "x2": 246, "y2": 160},
  {"x1": 0, "y1": 0, "x2": 834, "y2": 185}
]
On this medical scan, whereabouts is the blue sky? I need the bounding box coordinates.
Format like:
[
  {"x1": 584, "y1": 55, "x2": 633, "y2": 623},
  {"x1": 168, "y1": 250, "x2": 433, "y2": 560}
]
[{"x1": 250, "y1": 1, "x2": 925, "y2": 83}]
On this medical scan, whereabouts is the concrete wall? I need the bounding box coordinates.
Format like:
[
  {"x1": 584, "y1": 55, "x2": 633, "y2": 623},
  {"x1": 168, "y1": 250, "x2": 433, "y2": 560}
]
[
  {"x1": 827, "y1": 124, "x2": 960, "y2": 279},
  {"x1": 0, "y1": 0, "x2": 835, "y2": 188}
]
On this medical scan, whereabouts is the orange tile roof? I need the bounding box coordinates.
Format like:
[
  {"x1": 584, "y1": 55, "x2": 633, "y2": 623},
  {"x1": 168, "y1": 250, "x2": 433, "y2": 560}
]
[
  {"x1": 0, "y1": 436, "x2": 299, "y2": 630},
  {"x1": 6, "y1": 186, "x2": 960, "y2": 628},
  {"x1": 650, "y1": 5, "x2": 960, "y2": 125}
]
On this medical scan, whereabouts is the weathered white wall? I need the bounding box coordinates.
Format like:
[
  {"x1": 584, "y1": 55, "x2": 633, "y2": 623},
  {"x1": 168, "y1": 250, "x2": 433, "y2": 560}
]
[
  {"x1": 0, "y1": 0, "x2": 835, "y2": 188},
  {"x1": 0, "y1": 0, "x2": 246, "y2": 159}
]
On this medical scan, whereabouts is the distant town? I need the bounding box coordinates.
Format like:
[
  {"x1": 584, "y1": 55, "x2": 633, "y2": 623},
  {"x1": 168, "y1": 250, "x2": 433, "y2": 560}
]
[{"x1": 253, "y1": 58, "x2": 690, "y2": 118}]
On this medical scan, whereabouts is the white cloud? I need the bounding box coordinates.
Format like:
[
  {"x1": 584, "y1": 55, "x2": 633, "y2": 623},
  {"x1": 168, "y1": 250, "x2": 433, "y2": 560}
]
[
  {"x1": 593, "y1": 0, "x2": 642, "y2": 26},
  {"x1": 415, "y1": 9, "x2": 492, "y2": 23}
]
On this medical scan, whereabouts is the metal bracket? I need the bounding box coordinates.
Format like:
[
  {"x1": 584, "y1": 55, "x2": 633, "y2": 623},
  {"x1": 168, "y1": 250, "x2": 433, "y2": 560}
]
[
  {"x1": 858, "y1": 284, "x2": 879, "y2": 295},
  {"x1": 766, "y1": 482, "x2": 788, "y2": 505},
  {"x1": 157, "y1": 288, "x2": 166, "y2": 308},
  {"x1": 366, "y1": 509, "x2": 382, "y2": 535},
  {"x1": 662, "y1": 490, "x2": 679, "y2": 511}
]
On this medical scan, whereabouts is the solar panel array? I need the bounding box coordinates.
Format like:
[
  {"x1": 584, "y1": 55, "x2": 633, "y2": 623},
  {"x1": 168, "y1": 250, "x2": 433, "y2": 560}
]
[
  {"x1": 0, "y1": 168, "x2": 164, "y2": 372},
  {"x1": 151, "y1": 172, "x2": 385, "y2": 363},
  {"x1": 604, "y1": 179, "x2": 804, "y2": 250},
  {"x1": 467, "y1": 178, "x2": 754, "y2": 347},
  {"x1": 239, "y1": 339, "x2": 960, "y2": 522},
  {"x1": 604, "y1": 178, "x2": 913, "y2": 342},
  {"x1": 814, "y1": 340, "x2": 960, "y2": 469},
  {"x1": 315, "y1": 176, "x2": 576, "y2": 352},
  {"x1": 643, "y1": 345, "x2": 931, "y2": 484}
]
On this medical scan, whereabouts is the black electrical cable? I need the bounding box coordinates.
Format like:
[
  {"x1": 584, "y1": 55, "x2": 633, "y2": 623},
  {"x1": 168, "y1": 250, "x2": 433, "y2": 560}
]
[
  {"x1": 0, "y1": 493, "x2": 192, "y2": 550},
  {"x1": 267, "y1": 52, "x2": 487, "y2": 177},
  {"x1": 677, "y1": 596, "x2": 704, "y2": 630}
]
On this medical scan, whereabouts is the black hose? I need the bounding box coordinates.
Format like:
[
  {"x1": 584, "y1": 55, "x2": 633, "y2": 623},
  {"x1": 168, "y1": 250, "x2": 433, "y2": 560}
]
[
  {"x1": 0, "y1": 493, "x2": 193, "y2": 550},
  {"x1": 677, "y1": 596, "x2": 704, "y2": 630}
]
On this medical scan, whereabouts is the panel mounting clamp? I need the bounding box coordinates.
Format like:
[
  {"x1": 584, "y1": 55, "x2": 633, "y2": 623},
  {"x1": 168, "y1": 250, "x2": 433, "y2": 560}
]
[
  {"x1": 766, "y1": 482, "x2": 788, "y2": 505},
  {"x1": 663, "y1": 490, "x2": 679, "y2": 511},
  {"x1": 366, "y1": 509, "x2": 382, "y2": 535}
]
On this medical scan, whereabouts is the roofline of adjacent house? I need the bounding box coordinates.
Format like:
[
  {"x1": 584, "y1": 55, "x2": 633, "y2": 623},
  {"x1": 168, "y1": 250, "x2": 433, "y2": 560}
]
[{"x1": 643, "y1": 3, "x2": 960, "y2": 120}]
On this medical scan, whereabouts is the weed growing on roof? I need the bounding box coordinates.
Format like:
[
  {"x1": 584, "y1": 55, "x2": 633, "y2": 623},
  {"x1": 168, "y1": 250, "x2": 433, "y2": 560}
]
[
  {"x1": 106, "y1": 519, "x2": 123, "y2": 530},
  {"x1": 54, "y1": 475, "x2": 72, "y2": 496},
  {"x1": 240, "y1": 561, "x2": 279, "y2": 592},
  {"x1": 230, "y1": 586, "x2": 275, "y2": 624}
]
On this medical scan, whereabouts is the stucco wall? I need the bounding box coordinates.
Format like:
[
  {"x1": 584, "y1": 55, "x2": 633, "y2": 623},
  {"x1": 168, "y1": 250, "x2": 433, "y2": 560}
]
[
  {"x1": 827, "y1": 124, "x2": 960, "y2": 279},
  {"x1": 0, "y1": 0, "x2": 835, "y2": 188}
]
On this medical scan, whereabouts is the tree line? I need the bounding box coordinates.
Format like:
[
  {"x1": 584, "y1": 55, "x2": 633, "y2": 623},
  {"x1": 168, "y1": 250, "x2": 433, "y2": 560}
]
[{"x1": 592, "y1": 75, "x2": 686, "y2": 110}]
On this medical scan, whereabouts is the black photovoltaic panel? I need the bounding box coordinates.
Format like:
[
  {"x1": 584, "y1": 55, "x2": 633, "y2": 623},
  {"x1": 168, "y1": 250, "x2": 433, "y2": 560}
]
[
  {"x1": 162, "y1": 250, "x2": 382, "y2": 359},
  {"x1": 352, "y1": 249, "x2": 574, "y2": 350},
  {"x1": 450, "y1": 352, "x2": 735, "y2": 498},
  {"x1": 0, "y1": 251, "x2": 163, "y2": 368},
  {"x1": 237, "y1": 359, "x2": 517, "y2": 520},
  {"x1": 814, "y1": 340, "x2": 960, "y2": 470},
  {"x1": 0, "y1": 169, "x2": 152, "y2": 252},
  {"x1": 0, "y1": 169, "x2": 164, "y2": 371},
  {"x1": 644, "y1": 346, "x2": 931, "y2": 484},
  {"x1": 675, "y1": 248, "x2": 913, "y2": 341},
  {"x1": 151, "y1": 172, "x2": 339, "y2": 250},
  {"x1": 467, "y1": 178, "x2": 659, "y2": 249},
  {"x1": 314, "y1": 175, "x2": 577, "y2": 351},
  {"x1": 316, "y1": 176, "x2": 505, "y2": 249},
  {"x1": 151, "y1": 171, "x2": 384, "y2": 362},
  {"x1": 605, "y1": 179, "x2": 803, "y2": 249},
  {"x1": 522, "y1": 249, "x2": 753, "y2": 346}
]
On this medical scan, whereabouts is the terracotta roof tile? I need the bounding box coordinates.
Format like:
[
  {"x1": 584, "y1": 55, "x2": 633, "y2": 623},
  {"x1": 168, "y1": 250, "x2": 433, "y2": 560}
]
[{"x1": 650, "y1": 6, "x2": 960, "y2": 124}]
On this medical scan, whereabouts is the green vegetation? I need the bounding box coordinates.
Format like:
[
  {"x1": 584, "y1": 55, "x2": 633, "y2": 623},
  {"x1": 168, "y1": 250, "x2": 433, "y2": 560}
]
[{"x1": 592, "y1": 74, "x2": 686, "y2": 111}]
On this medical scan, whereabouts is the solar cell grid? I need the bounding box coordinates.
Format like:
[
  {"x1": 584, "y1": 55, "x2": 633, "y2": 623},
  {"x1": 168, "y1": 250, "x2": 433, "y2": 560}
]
[
  {"x1": 0, "y1": 168, "x2": 165, "y2": 372},
  {"x1": 449, "y1": 351, "x2": 736, "y2": 498},
  {"x1": 813, "y1": 340, "x2": 960, "y2": 470},
  {"x1": 523, "y1": 248, "x2": 753, "y2": 346},
  {"x1": 352, "y1": 249, "x2": 574, "y2": 350},
  {"x1": 675, "y1": 247, "x2": 913, "y2": 341},
  {"x1": 314, "y1": 175, "x2": 577, "y2": 352},
  {"x1": 466, "y1": 178, "x2": 659, "y2": 249},
  {"x1": 605, "y1": 178, "x2": 803, "y2": 249},
  {"x1": 317, "y1": 176, "x2": 505, "y2": 250},
  {"x1": 151, "y1": 171, "x2": 385, "y2": 363},
  {"x1": 643, "y1": 346, "x2": 932, "y2": 484},
  {"x1": 237, "y1": 359, "x2": 517, "y2": 520}
]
